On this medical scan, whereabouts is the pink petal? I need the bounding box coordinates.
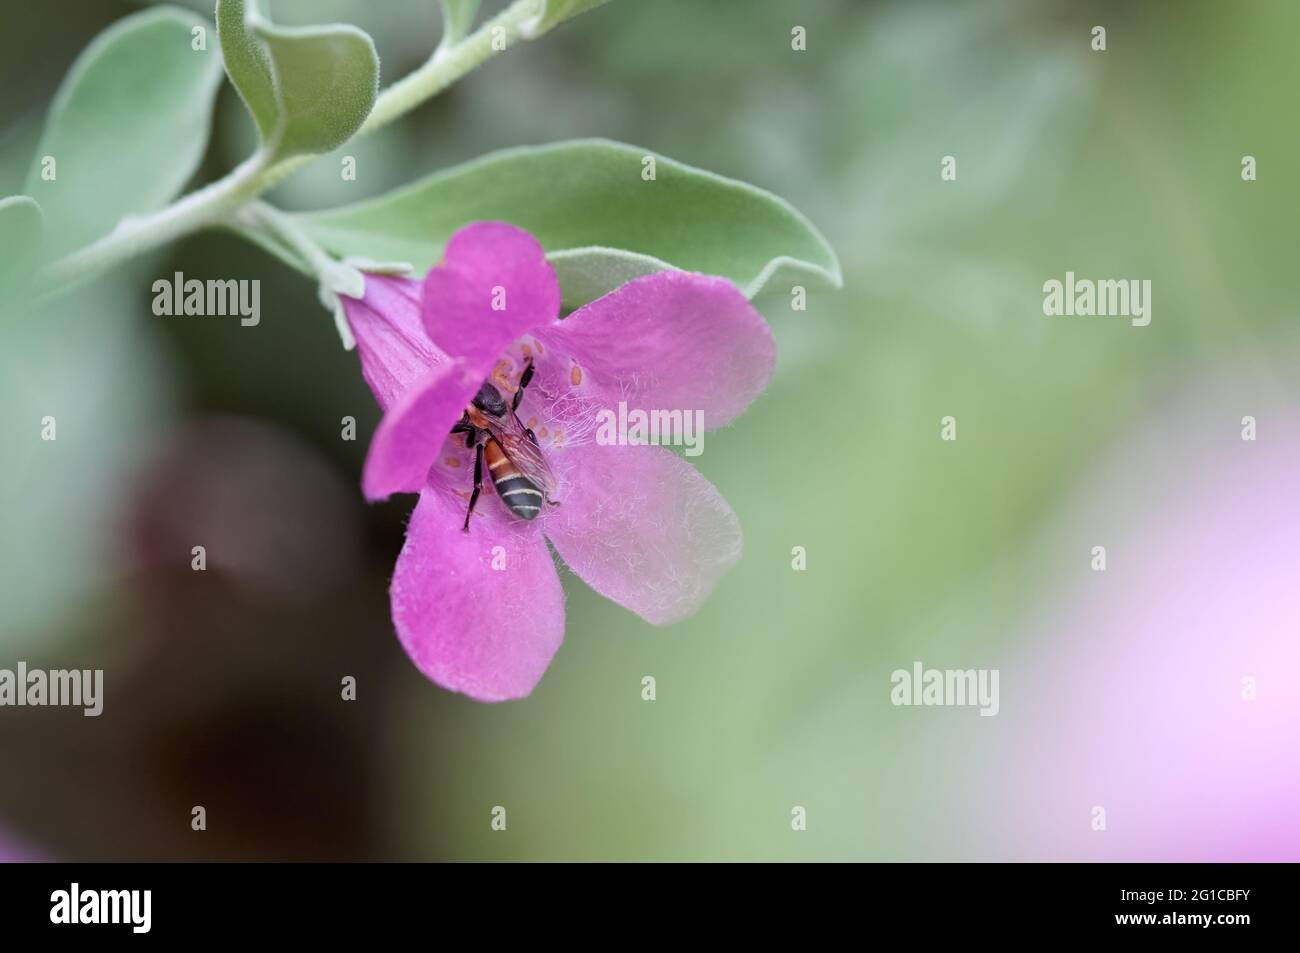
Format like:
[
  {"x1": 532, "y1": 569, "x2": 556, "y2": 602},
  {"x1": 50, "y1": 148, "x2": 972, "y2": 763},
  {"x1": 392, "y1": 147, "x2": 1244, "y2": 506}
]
[
  {"x1": 534, "y1": 271, "x2": 775, "y2": 432},
  {"x1": 361, "y1": 358, "x2": 481, "y2": 499},
  {"x1": 362, "y1": 223, "x2": 562, "y2": 500},
  {"x1": 544, "y1": 443, "x2": 742, "y2": 625},
  {"x1": 422, "y1": 222, "x2": 561, "y2": 369},
  {"x1": 391, "y1": 489, "x2": 564, "y2": 702},
  {"x1": 341, "y1": 275, "x2": 442, "y2": 411}
]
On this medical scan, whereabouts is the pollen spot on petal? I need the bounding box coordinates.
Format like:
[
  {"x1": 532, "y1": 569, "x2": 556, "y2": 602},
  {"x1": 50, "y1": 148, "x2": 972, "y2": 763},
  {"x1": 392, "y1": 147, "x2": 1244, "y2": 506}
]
[
  {"x1": 492, "y1": 359, "x2": 516, "y2": 393},
  {"x1": 521, "y1": 343, "x2": 533, "y2": 360},
  {"x1": 527, "y1": 417, "x2": 538, "y2": 429},
  {"x1": 534, "y1": 339, "x2": 544, "y2": 354},
  {"x1": 538, "y1": 426, "x2": 549, "y2": 438},
  {"x1": 570, "y1": 364, "x2": 583, "y2": 387},
  {"x1": 444, "y1": 455, "x2": 461, "y2": 469},
  {"x1": 553, "y1": 430, "x2": 566, "y2": 447}
]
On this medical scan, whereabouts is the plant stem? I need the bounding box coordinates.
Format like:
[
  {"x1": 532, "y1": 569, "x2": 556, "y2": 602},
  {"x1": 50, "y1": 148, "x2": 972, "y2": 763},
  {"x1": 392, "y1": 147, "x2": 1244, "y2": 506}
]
[
  {"x1": 32, "y1": 0, "x2": 544, "y2": 301},
  {"x1": 360, "y1": 1, "x2": 538, "y2": 137},
  {"x1": 35, "y1": 152, "x2": 268, "y2": 301},
  {"x1": 238, "y1": 201, "x2": 337, "y2": 281}
]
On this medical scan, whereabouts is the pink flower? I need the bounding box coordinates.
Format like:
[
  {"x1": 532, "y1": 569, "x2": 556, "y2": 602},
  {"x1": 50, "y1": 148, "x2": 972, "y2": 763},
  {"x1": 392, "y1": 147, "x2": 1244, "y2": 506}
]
[{"x1": 341, "y1": 222, "x2": 775, "y2": 701}]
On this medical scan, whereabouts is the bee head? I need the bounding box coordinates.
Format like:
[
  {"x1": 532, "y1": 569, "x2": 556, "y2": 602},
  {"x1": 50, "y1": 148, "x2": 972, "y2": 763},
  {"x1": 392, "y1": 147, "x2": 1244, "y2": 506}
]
[{"x1": 470, "y1": 381, "x2": 508, "y2": 418}]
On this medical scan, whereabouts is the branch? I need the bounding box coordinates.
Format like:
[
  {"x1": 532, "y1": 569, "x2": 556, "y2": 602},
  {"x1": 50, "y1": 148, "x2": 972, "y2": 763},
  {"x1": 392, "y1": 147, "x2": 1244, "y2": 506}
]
[{"x1": 32, "y1": 0, "x2": 545, "y2": 302}]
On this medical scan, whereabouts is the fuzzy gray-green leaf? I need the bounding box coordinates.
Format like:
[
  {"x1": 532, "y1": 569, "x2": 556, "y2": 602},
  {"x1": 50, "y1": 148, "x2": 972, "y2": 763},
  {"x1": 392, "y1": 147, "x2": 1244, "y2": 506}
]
[
  {"x1": 0, "y1": 196, "x2": 43, "y2": 291},
  {"x1": 217, "y1": 0, "x2": 380, "y2": 161},
  {"x1": 23, "y1": 6, "x2": 223, "y2": 259},
  {"x1": 293, "y1": 139, "x2": 841, "y2": 308}
]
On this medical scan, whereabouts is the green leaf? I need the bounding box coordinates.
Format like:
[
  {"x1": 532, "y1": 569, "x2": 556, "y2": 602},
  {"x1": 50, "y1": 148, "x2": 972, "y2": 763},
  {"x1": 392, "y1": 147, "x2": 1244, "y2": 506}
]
[
  {"x1": 518, "y1": 0, "x2": 612, "y2": 38},
  {"x1": 439, "y1": 0, "x2": 481, "y2": 47},
  {"x1": 293, "y1": 139, "x2": 841, "y2": 308},
  {"x1": 0, "y1": 196, "x2": 43, "y2": 291},
  {"x1": 215, "y1": 0, "x2": 278, "y2": 143},
  {"x1": 1, "y1": 275, "x2": 174, "y2": 651},
  {"x1": 216, "y1": 0, "x2": 379, "y2": 162},
  {"x1": 23, "y1": 6, "x2": 224, "y2": 259}
]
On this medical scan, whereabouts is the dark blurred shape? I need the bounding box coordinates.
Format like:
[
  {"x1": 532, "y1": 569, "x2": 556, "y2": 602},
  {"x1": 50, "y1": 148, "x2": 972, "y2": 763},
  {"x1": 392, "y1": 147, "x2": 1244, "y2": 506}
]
[
  {"x1": 121, "y1": 415, "x2": 364, "y2": 608},
  {"x1": 0, "y1": 415, "x2": 407, "y2": 861}
]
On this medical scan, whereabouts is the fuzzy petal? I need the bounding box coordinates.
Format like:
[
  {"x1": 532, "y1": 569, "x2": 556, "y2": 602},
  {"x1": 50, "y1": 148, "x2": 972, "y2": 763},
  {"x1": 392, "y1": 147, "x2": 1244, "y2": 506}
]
[
  {"x1": 361, "y1": 224, "x2": 563, "y2": 500},
  {"x1": 341, "y1": 275, "x2": 442, "y2": 411},
  {"x1": 422, "y1": 222, "x2": 561, "y2": 368},
  {"x1": 391, "y1": 489, "x2": 564, "y2": 702},
  {"x1": 545, "y1": 443, "x2": 742, "y2": 625},
  {"x1": 361, "y1": 358, "x2": 482, "y2": 499},
  {"x1": 535, "y1": 271, "x2": 775, "y2": 432}
]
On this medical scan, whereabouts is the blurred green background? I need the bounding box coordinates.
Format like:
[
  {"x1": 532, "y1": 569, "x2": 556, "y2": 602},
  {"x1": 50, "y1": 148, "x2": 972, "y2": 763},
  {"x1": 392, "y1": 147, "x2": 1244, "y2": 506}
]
[{"x1": 2, "y1": 0, "x2": 1298, "y2": 860}]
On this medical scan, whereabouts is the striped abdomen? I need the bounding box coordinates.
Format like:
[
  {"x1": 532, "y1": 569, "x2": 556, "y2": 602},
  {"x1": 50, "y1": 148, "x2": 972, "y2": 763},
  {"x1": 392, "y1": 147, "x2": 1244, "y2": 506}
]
[{"x1": 485, "y1": 437, "x2": 544, "y2": 520}]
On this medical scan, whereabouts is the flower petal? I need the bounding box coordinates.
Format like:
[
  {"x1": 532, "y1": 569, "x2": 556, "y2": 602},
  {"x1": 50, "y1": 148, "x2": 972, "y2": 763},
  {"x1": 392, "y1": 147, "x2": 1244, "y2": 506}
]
[
  {"x1": 361, "y1": 224, "x2": 563, "y2": 501},
  {"x1": 535, "y1": 271, "x2": 775, "y2": 432},
  {"x1": 361, "y1": 358, "x2": 481, "y2": 499},
  {"x1": 341, "y1": 275, "x2": 442, "y2": 411},
  {"x1": 544, "y1": 443, "x2": 742, "y2": 625},
  {"x1": 422, "y1": 221, "x2": 561, "y2": 368},
  {"x1": 391, "y1": 489, "x2": 564, "y2": 702}
]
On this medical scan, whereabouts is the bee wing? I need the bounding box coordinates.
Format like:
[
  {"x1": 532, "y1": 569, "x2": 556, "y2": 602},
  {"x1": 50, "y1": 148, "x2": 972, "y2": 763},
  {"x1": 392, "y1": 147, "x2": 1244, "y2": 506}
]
[{"x1": 490, "y1": 414, "x2": 558, "y2": 500}]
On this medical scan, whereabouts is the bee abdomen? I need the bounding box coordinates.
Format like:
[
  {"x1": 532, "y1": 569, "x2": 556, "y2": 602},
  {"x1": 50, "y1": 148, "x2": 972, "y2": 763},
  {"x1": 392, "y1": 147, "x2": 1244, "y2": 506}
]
[
  {"x1": 493, "y1": 476, "x2": 544, "y2": 519},
  {"x1": 484, "y1": 438, "x2": 543, "y2": 520}
]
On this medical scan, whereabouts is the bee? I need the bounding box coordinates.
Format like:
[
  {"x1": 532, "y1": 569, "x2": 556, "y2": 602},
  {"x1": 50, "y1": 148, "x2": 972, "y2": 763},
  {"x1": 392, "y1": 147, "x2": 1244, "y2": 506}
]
[{"x1": 450, "y1": 359, "x2": 559, "y2": 531}]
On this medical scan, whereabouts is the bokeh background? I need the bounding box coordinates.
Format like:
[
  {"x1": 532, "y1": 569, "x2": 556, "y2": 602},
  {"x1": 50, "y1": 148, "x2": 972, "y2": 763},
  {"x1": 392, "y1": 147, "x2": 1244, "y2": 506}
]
[{"x1": 2, "y1": 0, "x2": 1298, "y2": 860}]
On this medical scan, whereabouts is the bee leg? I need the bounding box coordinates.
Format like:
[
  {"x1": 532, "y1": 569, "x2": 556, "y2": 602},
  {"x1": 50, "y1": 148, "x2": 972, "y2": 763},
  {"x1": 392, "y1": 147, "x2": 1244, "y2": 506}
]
[
  {"x1": 451, "y1": 416, "x2": 477, "y2": 448},
  {"x1": 462, "y1": 441, "x2": 485, "y2": 532},
  {"x1": 512, "y1": 359, "x2": 535, "y2": 412}
]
